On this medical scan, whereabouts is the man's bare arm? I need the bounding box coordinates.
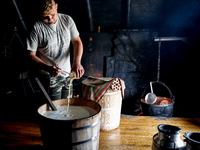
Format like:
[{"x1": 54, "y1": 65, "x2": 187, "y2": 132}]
[
  {"x1": 71, "y1": 36, "x2": 84, "y2": 78},
  {"x1": 28, "y1": 51, "x2": 62, "y2": 77}
]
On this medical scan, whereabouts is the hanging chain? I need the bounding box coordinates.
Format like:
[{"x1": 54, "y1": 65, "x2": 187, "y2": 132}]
[{"x1": 157, "y1": 38, "x2": 161, "y2": 82}]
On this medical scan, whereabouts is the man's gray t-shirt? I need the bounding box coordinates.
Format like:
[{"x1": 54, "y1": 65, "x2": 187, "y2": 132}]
[{"x1": 26, "y1": 13, "x2": 79, "y2": 76}]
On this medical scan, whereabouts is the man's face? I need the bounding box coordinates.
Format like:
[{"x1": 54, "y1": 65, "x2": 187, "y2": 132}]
[{"x1": 40, "y1": 3, "x2": 58, "y2": 24}]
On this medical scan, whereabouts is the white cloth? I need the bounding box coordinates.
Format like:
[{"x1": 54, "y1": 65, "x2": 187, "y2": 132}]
[{"x1": 26, "y1": 13, "x2": 79, "y2": 76}]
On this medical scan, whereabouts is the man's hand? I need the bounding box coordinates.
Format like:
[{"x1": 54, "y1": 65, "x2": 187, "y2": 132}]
[
  {"x1": 49, "y1": 66, "x2": 62, "y2": 77},
  {"x1": 71, "y1": 63, "x2": 84, "y2": 78}
]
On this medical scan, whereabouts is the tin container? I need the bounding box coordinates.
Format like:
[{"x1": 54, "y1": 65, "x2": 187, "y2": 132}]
[{"x1": 184, "y1": 132, "x2": 200, "y2": 150}]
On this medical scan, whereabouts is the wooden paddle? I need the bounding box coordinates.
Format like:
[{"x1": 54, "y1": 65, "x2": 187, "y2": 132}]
[{"x1": 35, "y1": 78, "x2": 57, "y2": 111}]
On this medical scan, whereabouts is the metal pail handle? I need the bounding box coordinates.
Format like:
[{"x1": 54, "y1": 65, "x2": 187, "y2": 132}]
[{"x1": 142, "y1": 81, "x2": 174, "y2": 100}]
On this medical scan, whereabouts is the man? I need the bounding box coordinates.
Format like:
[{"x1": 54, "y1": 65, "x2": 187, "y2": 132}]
[{"x1": 26, "y1": 0, "x2": 84, "y2": 100}]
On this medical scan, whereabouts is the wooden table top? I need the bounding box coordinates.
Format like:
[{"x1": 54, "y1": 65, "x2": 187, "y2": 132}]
[{"x1": 1, "y1": 115, "x2": 200, "y2": 150}]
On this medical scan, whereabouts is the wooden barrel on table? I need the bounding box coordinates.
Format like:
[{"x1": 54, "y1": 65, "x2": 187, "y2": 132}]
[
  {"x1": 99, "y1": 89, "x2": 122, "y2": 131},
  {"x1": 37, "y1": 98, "x2": 101, "y2": 150}
]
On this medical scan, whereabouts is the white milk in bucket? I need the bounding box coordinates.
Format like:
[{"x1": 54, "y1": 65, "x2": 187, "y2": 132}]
[{"x1": 41, "y1": 105, "x2": 98, "y2": 120}]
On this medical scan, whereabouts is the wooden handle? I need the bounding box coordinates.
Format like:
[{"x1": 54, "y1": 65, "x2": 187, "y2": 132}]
[{"x1": 35, "y1": 78, "x2": 57, "y2": 111}]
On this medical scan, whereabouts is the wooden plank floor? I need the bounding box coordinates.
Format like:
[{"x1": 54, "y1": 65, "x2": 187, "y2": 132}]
[
  {"x1": 0, "y1": 121, "x2": 43, "y2": 149},
  {"x1": 0, "y1": 115, "x2": 200, "y2": 149}
]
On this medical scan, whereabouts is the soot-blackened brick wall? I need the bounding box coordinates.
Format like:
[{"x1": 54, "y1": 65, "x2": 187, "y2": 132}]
[{"x1": 106, "y1": 30, "x2": 158, "y2": 114}]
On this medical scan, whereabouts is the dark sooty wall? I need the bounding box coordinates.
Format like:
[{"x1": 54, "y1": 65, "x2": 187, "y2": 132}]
[{"x1": 2, "y1": 0, "x2": 200, "y2": 118}]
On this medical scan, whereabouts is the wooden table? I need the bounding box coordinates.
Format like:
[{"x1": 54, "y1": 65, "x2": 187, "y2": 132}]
[{"x1": 1, "y1": 115, "x2": 200, "y2": 149}]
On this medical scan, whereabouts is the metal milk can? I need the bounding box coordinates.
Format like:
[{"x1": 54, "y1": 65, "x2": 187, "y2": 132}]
[
  {"x1": 152, "y1": 124, "x2": 185, "y2": 150},
  {"x1": 184, "y1": 132, "x2": 200, "y2": 150}
]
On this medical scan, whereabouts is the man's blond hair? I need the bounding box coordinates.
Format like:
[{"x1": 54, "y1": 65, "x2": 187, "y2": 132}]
[{"x1": 39, "y1": 0, "x2": 55, "y2": 15}]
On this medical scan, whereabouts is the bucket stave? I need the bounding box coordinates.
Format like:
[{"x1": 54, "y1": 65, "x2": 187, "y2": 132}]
[{"x1": 37, "y1": 98, "x2": 101, "y2": 150}]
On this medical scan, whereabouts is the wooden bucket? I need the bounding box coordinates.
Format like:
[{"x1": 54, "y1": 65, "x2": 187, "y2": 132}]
[
  {"x1": 99, "y1": 89, "x2": 122, "y2": 131},
  {"x1": 37, "y1": 98, "x2": 101, "y2": 150}
]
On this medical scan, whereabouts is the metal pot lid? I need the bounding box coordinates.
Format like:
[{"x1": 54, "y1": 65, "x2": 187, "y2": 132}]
[{"x1": 158, "y1": 124, "x2": 181, "y2": 134}]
